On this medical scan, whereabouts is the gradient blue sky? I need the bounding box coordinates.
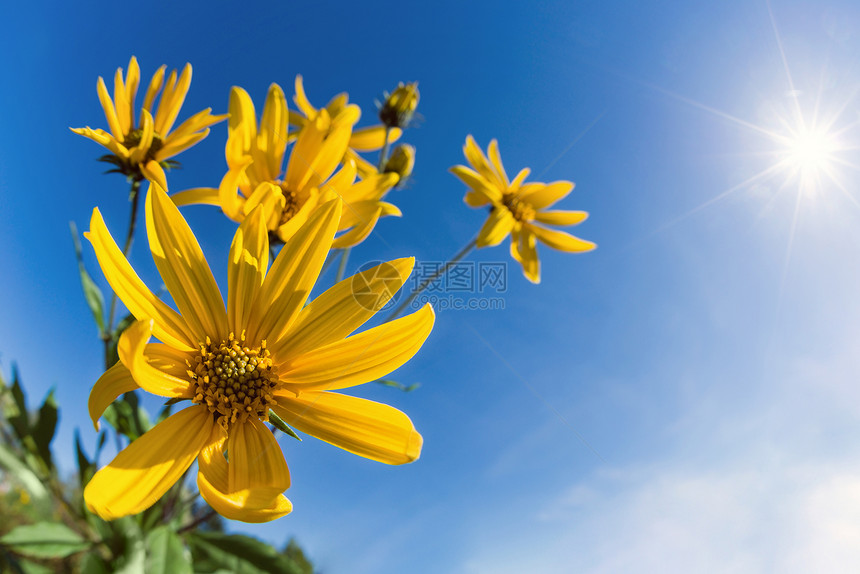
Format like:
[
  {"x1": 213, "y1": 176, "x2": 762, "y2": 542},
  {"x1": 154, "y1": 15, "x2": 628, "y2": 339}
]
[{"x1": 3, "y1": 0, "x2": 860, "y2": 572}]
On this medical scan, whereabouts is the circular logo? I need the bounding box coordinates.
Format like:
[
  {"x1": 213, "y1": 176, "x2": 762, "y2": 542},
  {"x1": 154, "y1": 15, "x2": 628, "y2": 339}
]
[{"x1": 350, "y1": 260, "x2": 404, "y2": 311}]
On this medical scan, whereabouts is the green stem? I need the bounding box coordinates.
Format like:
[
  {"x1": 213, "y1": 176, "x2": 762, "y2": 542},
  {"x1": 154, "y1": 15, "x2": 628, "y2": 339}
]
[
  {"x1": 378, "y1": 126, "x2": 393, "y2": 172},
  {"x1": 178, "y1": 508, "x2": 218, "y2": 534},
  {"x1": 389, "y1": 237, "x2": 478, "y2": 319},
  {"x1": 103, "y1": 178, "x2": 142, "y2": 369},
  {"x1": 334, "y1": 247, "x2": 350, "y2": 283}
]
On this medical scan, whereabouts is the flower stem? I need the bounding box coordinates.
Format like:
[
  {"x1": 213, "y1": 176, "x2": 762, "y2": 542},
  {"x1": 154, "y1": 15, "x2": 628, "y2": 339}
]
[
  {"x1": 334, "y1": 247, "x2": 350, "y2": 283},
  {"x1": 378, "y1": 126, "x2": 393, "y2": 172},
  {"x1": 178, "y1": 507, "x2": 218, "y2": 534},
  {"x1": 103, "y1": 178, "x2": 142, "y2": 368},
  {"x1": 389, "y1": 237, "x2": 478, "y2": 319}
]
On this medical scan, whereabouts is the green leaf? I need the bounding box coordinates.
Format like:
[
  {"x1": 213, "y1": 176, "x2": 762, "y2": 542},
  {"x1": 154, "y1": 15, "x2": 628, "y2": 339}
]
[
  {"x1": 74, "y1": 429, "x2": 93, "y2": 487},
  {"x1": 70, "y1": 221, "x2": 106, "y2": 335},
  {"x1": 375, "y1": 378, "x2": 421, "y2": 392},
  {"x1": 32, "y1": 389, "x2": 57, "y2": 471},
  {"x1": 5, "y1": 365, "x2": 31, "y2": 442},
  {"x1": 268, "y1": 410, "x2": 301, "y2": 441},
  {"x1": 110, "y1": 517, "x2": 146, "y2": 574},
  {"x1": 0, "y1": 445, "x2": 48, "y2": 502},
  {"x1": 0, "y1": 523, "x2": 88, "y2": 559},
  {"x1": 188, "y1": 532, "x2": 302, "y2": 574},
  {"x1": 78, "y1": 553, "x2": 111, "y2": 574},
  {"x1": 146, "y1": 527, "x2": 192, "y2": 574}
]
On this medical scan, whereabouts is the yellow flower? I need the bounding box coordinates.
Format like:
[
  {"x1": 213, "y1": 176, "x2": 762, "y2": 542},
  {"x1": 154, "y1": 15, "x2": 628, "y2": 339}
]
[
  {"x1": 379, "y1": 82, "x2": 420, "y2": 129},
  {"x1": 173, "y1": 83, "x2": 400, "y2": 248},
  {"x1": 451, "y1": 136, "x2": 596, "y2": 283},
  {"x1": 384, "y1": 144, "x2": 416, "y2": 186},
  {"x1": 291, "y1": 76, "x2": 402, "y2": 177},
  {"x1": 84, "y1": 184, "x2": 434, "y2": 522},
  {"x1": 71, "y1": 56, "x2": 226, "y2": 188}
]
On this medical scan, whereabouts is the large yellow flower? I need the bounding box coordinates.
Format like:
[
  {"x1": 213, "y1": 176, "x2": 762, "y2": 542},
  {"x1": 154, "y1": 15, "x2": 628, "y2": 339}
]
[
  {"x1": 451, "y1": 136, "x2": 596, "y2": 283},
  {"x1": 173, "y1": 83, "x2": 400, "y2": 248},
  {"x1": 290, "y1": 76, "x2": 402, "y2": 177},
  {"x1": 71, "y1": 56, "x2": 226, "y2": 187},
  {"x1": 84, "y1": 184, "x2": 433, "y2": 522}
]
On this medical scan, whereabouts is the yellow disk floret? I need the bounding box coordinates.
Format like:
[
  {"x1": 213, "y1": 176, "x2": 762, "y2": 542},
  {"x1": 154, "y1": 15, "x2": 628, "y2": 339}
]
[{"x1": 188, "y1": 332, "x2": 278, "y2": 430}]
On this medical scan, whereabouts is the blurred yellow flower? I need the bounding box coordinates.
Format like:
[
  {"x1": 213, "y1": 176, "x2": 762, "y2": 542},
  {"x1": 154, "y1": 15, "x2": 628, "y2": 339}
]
[
  {"x1": 379, "y1": 82, "x2": 420, "y2": 129},
  {"x1": 384, "y1": 144, "x2": 416, "y2": 185},
  {"x1": 291, "y1": 76, "x2": 402, "y2": 177},
  {"x1": 84, "y1": 185, "x2": 433, "y2": 522},
  {"x1": 173, "y1": 83, "x2": 400, "y2": 248},
  {"x1": 71, "y1": 56, "x2": 226, "y2": 187},
  {"x1": 451, "y1": 136, "x2": 595, "y2": 283}
]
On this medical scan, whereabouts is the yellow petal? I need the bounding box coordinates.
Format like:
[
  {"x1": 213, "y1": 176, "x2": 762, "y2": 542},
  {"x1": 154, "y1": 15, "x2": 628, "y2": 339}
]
[
  {"x1": 277, "y1": 303, "x2": 435, "y2": 391},
  {"x1": 270, "y1": 258, "x2": 414, "y2": 360},
  {"x1": 129, "y1": 109, "x2": 154, "y2": 165},
  {"x1": 114, "y1": 67, "x2": 132, "y2": 137},
  {"x1": 141, "y1": 161, "x2": 168, "y2": 191},
  {"x1": 284, "y1": 113, "x2": 327, "y2": 192},
  {"x1": 258, "y1": 83, "x2": 289, "y2": 182},
  {"x1": 527, "y1": 223, "x2": 596, "y2": 253},
  {"x1": 487, "y1": 139, "x2": 510, "y2": 187},
  {"x1": 450, "y1": 165, "x2": 502, "y2": 205},
  {"x1": 273, "y1": 191, "x2": 319, "y2": 244},
  {"x1": 227, "y1": 418, "x2": 291, "y2": 492},
  {"x1": 476, "y1": 207, "x2": 515, "y2": 248},
  {"x1": 84, "y1": 405, "x2": 214, "y2": 520},
  {"x1": 142, "y1": 65, "x2": 166, "y2": 114},
  {"x1": 197, "y1": 426, "x2": 293, "y2": 523},
  {"x1": 518, "y1": 181, "x2": 574, "y2": 209},
  {"x1": 293, "y1": 75, "x2": 317, "y2": 118},
  {"x1": 85, "y1": 208, "x2": 196, "y2": 351},
  {"x1": 464, "y1": 135, "x2": 504, "y2": 191},
  {"x1": 227, "y1": 207, "x2": 269, "y2": 334},
  {"x1": 246, "y1": 199, "x2": 341, "y2": 343},
  {"x1": 519, "y1": 230, "x2": 540, "y2": 283},
  {"x1": 171, "y1": 187, "x2": 220, "y2": 207},
  {"x1": 509, "y1": 168, "x2": 531, "y2": 192},
  {"x1": 125, "y1": 56, "x2": 140, "y2": 122},
  {"x1": 146, "y1": 184, "x2": 229, "y2": 341},
  {"x1": 157, "y1": 63, "x2": 192, "y2": 136},
  {"x1": 273, "y1": 391, "x2": 422, "y2": 465},
  {"x1": 532, "y1": 210, "x2": 589, "y2": 226},
  {"x1": 339, "y1": 172, "x2": 398, "y2": 203},
  {"x1": 88, "y1": 362, "x2": 138, "y2": 430},
  {"x1": 338, "y1": 199, "x2": 385, "y2": 231},
  {"x1": 96, "y1": 76, "x2": 123, "y2": 141},
  {"x1": 319, "y1": 160, "x2": 357, "y2": 200},
  {"x1": 243, "y1": 182, "x2": 287, "y2": 231},
  {"x1": 156, "y1": 129, "x2": 209, "y2": 161},
  {"x1": 218, "y1": 158, "x2": 253, "y2": 221},
  {"x1": 331, "y1": 207, "x2": 381, "y2": 249},
  {"x1": 70, "y1": 127, "x2": 130, "y2": 158},
  {"x1": 349, "y1": 125, "x2": 403, "y2": 151},
  {"x1": 118, "y1": 320, "x2": 194, "y2": 398},
  {"x1": 228, "y1": 86, "x2": 258, "y2": 156}
]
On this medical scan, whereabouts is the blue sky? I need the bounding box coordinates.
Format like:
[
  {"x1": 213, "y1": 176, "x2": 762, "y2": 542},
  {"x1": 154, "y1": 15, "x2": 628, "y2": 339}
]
[{"x1": 3, "y1": 0, "x2": 860, "y2": 572}]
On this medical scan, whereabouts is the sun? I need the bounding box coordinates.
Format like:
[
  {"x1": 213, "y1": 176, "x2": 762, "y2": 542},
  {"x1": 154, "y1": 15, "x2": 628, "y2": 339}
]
[{"x1": 784, "y1": 127, "x2": 837, "y2": 173}]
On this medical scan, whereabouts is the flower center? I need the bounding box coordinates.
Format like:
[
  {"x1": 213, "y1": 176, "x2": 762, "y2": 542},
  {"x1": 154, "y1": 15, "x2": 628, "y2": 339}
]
[
  {"x1": 502, "y1": 192, "x2": 535, "y2": 222},
  {"x1": 277, "y1": 184, "x2": 302, "y2": 226},
  {"x1": 187, "y1": 332, "x2": 278, "y2": 430},
  {"x1": 123, "y1": 128, "x2": 164, "y2": 162}
]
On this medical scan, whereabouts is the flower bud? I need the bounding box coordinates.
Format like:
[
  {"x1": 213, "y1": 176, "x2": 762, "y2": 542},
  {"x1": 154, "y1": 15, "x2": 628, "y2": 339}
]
[
  {"x1": 379, "y1": 82, "x2": 419, "y2": 128},
  {"x1": 384, "y1": 144, "x2": 416, "y2": 185}
]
